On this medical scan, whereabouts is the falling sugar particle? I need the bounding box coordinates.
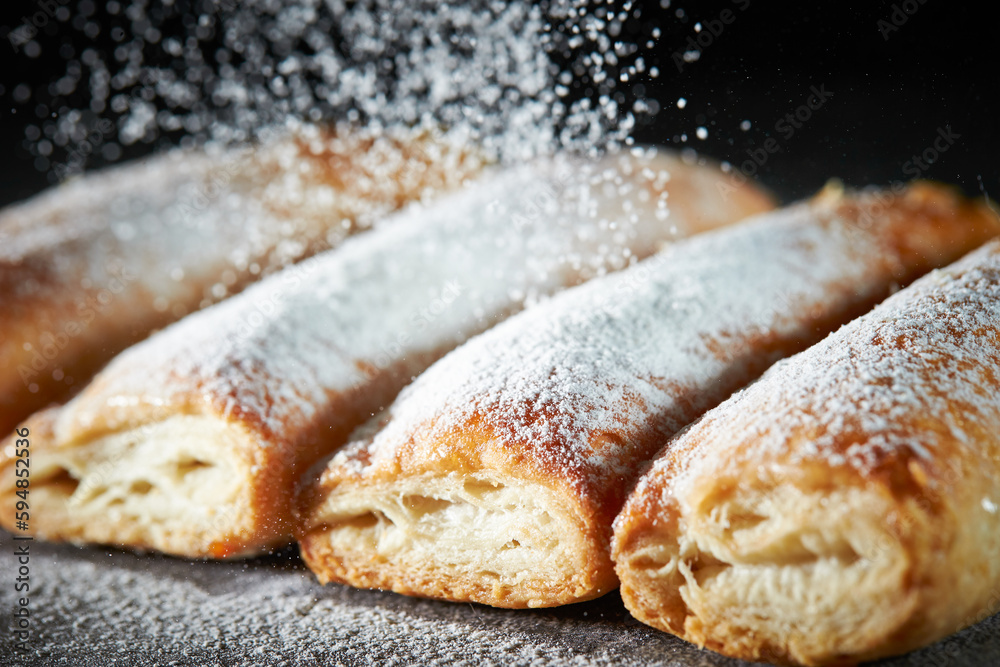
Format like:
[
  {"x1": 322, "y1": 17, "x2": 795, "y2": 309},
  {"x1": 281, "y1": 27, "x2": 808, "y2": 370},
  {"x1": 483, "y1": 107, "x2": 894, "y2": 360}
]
[
  {"x1": 676, "y1": 97, "x2": 687, "y2": 109},
  {"x1": 18, "y1": 0, "x2": 658, "y2": 176},
  {"x1": 695, "y1": 127, "x2": 708, "y2": 140},
  {"x1": 740, "y1": 120, "x2": 752, "y2": 131}
]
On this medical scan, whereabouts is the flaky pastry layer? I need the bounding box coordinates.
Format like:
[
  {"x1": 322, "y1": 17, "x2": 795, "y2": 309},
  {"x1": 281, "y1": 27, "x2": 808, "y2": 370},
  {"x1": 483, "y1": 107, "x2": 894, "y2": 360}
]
[
  {"x1": 299, "y1": 182, "x2": 998, "y2": 608},
  {"x1": 613, "y1": 240, "x2": 1000, "y2": 666},
  {"x1": 1, "y1": 149, "x2": 771, "y2": 558},
  {"x1": 14, "y1": 408, "x2": 261, "y2": 557},
  {"x1": 302, "y1": 469, "x2": 606, "y2": 608}
]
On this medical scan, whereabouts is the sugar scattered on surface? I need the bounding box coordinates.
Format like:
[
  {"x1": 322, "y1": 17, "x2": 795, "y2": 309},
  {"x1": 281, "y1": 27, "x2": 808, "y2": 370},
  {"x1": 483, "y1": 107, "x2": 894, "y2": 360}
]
[
  {"x1": 0, "y1": 537, "x2": 687, "y2": 666},
  {"x1": 4, "y1": 536, "x2": 997, "y2": 666}
]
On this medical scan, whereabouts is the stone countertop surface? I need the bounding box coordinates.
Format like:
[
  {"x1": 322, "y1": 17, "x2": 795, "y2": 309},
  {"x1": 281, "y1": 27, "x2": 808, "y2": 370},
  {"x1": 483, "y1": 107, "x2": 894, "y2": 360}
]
[{"x1": 1, "y1": 533, "x2": 997, "y2": 666}]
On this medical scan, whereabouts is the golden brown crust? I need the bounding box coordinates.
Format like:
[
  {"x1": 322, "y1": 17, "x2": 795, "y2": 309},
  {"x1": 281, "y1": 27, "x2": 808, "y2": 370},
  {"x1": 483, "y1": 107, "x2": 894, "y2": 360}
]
[
  {"x1": 641, "y1": 155, "x2": 777, "y2": 237},
  {"x1": 298, "y1": 416, "x2": 618, "y2": 608},
  {"x1": 0, "y1": 341, "x2": 441, "y2": 559},
  {"x1": 1, "y1": 149, "x2": 767, "y2": 559},
  {"x1": 0, "y1": 125, "x2": 484, "y2": 439},
  {"x1": 613, "y1": 240, "x2": 1000, "y2": 666},
  {"x1": 299, "y1": 532, "x2": 616, "y2": 609},
  {"x1": 299, "y1": 182, "x2": 998, "y2": 609}
]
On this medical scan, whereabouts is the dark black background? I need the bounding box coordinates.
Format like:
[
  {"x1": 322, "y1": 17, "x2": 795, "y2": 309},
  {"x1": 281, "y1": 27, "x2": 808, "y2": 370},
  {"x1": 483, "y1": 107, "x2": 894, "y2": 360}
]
[
  {"x1": 628, "y1": 1, "x2": 1000, "y2": 203},
  {"x1": 1, "y1": 0, "x2": 998, "y2": 207}
]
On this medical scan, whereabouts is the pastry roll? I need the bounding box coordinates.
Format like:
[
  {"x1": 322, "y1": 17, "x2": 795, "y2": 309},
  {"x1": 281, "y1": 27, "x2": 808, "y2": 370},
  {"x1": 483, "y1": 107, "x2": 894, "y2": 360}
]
[
  {"x1": 297, "y1": 183, "x2": 998, "y2": 609},
  {"x1": 612, "y1": 239, "x2": 1000, "y2": 666},
  {"x1": 0, "y1": 149, "x2": 771, "y2": 558},
  {"x1": 0, "y1": 123, "x2": 482, "y2": 438}
]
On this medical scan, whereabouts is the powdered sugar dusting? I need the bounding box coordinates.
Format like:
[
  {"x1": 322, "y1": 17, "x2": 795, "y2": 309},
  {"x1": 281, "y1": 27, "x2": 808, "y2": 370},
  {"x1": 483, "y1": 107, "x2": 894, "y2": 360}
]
[
  {"x1": 334, "y1": 199, "x2": 914, "y2": 502},
  {"x1": 0, "y1": 123, "x2": 480, "y2": 433},
  {"x1": 665, "y1": 239, "x2": 1000, "y2": 497},
  {"x1": 60, "y1": 151, "x2": 693, "y2": 444},
  {"x1": 24, "y1": 537, "x2": 987, "y2": 666},
  {"x1": 1, "y1": 122, "x2": 480, "y2": 312}
]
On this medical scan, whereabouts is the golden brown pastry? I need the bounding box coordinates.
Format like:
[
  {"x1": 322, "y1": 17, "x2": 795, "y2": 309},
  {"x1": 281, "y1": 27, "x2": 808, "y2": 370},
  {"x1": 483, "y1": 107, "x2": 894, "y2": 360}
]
[
  {"x1": 297, "y1": 182, "x2": 998, "y2": 609},
  {"x1": 0, "y1": 123, "x2": 483, "y2": 438},
  {"x1": 0, "y1": 149, "x2": 771, "y2": 558},
  {"x1": 612, "y1": 239, "x2": 1000, "y2": 666}
]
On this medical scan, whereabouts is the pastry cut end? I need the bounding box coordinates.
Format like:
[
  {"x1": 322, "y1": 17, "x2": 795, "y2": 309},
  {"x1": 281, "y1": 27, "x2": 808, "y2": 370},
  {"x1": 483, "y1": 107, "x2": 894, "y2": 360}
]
[
  {"x1": 299, "y1": 472, "x2": 616, "y2": 608},
  {"x1": 1, "y1": 409, "x2": 281, "y2": 558},
  {"x1": 615, "y1": 483, "x2": 930, "y2": 666}
]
